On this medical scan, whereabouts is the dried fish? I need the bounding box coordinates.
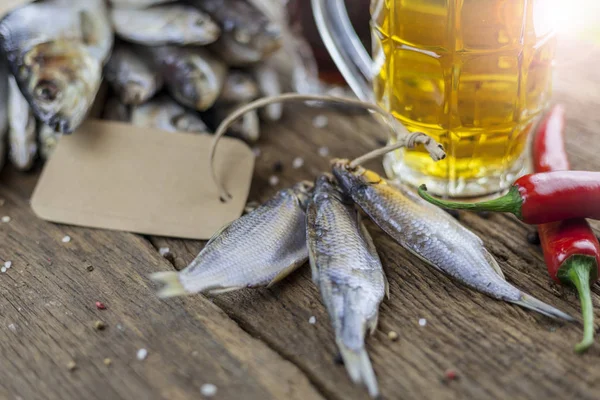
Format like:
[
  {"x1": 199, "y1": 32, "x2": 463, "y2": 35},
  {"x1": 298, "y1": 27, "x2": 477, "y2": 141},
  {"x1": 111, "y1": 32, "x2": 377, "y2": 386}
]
[
  {"x1": 190, "y1": 0, "x2": 282, "y2": 65},
  {"x1": 131, "y1": 95, "x2": 209, "y2": 133},
  {"x1": 102, "y1": 95, "x2": 132, "y2": 123},
  {"x1": 210, "y1": 102, "x2": 260, "y2": 142},
  {"x1": 332, "y1": 161, "x2": 573, "y2": 320},
  {"x1": 38, "y1": 123, "x2": 61, "y2": 160},
  {"x1": 217, "y1": 71, "x2": 259, "y2": 104},
  {"x1": 7, "y1": 76, "x2": 37, "y2": 170},
  {"x1": 104, "y1": 43, "x2": 162, "y2": 105},
  {"x1": 110, "y1": 5, "x2": 220, "y2": 46},
  {"x1": 108, "y1": 0, "x2": 176, "y2": 8},
  {"x1": 151, "y1": 182, "x2": 312, "y2": 297},
  {"x1": 149, "y1": 46, "x2": 227, "y2": 111},
  {"x1": 252, "y1": 62, "x2": 282, "y2": 121},
  {"x1": 0, "y1": 2, "x2": 103, "y2": 133},
  {"x1": 307, "y1": 175, "x2": 386, "y2": 398}
]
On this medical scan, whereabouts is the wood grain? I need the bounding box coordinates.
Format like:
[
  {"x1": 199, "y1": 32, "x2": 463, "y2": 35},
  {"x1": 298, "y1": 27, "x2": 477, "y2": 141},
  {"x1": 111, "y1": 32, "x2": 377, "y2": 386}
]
[{"x1": 0, "y1": 172, "x2": 323, "y2": 400}]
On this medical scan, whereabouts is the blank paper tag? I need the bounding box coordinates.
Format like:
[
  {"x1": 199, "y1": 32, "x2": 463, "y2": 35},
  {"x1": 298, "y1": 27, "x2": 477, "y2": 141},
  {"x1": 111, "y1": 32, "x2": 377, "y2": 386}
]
[{"x1": 31, "y1": 120, "x2": 254, "y2": 240}]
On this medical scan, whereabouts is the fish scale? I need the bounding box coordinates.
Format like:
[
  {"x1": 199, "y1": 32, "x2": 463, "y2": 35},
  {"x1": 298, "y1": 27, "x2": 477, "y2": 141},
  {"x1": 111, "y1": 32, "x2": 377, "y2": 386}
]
[
  {"x1": 151, "y1": 182, "x2": 312, "y2": 296},
  {"x1": 332, "y1": 161, "x2": 573, "y2": 320},
  {"x1": 307, "y1": 175, "x2": 385, "y2": 399}
]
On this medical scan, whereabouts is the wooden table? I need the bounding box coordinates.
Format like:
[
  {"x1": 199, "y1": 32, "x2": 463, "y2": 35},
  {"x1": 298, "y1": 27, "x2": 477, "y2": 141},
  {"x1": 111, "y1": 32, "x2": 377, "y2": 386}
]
[{"x1": 1, "y1": 40, "x2": 599, "y2": 400}]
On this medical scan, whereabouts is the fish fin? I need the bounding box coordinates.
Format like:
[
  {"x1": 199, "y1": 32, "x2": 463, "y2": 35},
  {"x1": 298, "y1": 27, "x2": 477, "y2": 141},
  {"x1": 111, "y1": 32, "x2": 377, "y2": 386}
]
[
  {"x1": 267, "y1": 258, "x2": 307, "y2": 288},
  {"x1": 206, "y1": 221, "x2": 233, "y2": 247},
  {"x1": 366, "y1": 312, "x2": 380, "y2": 336},
  {"x1": 208, "y1": 286, "x2": 245, "y2": 295},
  {"x1": 336, "y1": 340, "x2": 380, "y2": 398},
  {"x1": 512, "y1": 293, "x2": 575, "y2": 321},
  {"x1": 484, "y1": 249, "x2": 505, "y2": 279},
  {"x1": 150, "y1": 271, "x2": 187, "y2": 298}
]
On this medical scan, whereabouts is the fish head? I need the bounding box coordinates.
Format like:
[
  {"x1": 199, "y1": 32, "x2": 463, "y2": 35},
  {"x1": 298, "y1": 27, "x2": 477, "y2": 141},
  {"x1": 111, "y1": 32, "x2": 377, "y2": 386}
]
[
  {"x1": 173, "y1": 54, "x2": 224, "y2": 110},
  {"x1": 223, "y1": 72, "x2": 259, "y2": 101},
  {"x1": 227, "y1": 19, "x2": 282, "y2": 58},
  {"x1": 19, "y1": 40, "x2": 101, "y2": 133},
  {"x1": 292, "y1": 180, "x2": 314, "y2": 209},
  {"x1": 184, "y1": 11, "x2": 221, "y2": 43},
  {"x1": 170, "y1": 112, "x2": 208, "y2": 133},
  {"x1": 331, "y1": 159, "x2": 385, "y2": 196}
]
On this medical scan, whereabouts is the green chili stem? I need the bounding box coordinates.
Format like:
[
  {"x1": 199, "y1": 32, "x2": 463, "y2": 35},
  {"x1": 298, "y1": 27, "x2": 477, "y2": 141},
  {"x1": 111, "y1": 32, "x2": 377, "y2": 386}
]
[
  {"x1": 559, "y1": 256, "x2": 596, "y2": 353},
  {"x1": 417, "y1": 185, "x2": 523, "y2": 220}
]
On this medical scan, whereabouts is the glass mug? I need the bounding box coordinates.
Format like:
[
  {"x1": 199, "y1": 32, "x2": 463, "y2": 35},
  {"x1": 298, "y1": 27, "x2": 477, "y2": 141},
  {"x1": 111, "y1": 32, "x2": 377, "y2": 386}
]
[{"x1": 312, "y1": 0, "x2": 556, "y2": 197}]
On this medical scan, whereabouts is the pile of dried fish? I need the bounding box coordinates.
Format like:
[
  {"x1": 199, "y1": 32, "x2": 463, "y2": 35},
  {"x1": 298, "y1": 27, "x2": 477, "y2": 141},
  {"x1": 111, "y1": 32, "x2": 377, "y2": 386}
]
[
  {"x1": 151, "y1": 95, "x2": 574, "y2": 399},
  {"x1": 0, "y1": 0, "x2": 321, "y2": 171}
]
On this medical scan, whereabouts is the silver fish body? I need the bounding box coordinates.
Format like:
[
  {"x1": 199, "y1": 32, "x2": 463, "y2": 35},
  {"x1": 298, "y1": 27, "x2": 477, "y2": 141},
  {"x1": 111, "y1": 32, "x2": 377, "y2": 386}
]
[
  {"x1": 307, "y1": 175, "x2": 385, "y2": 399},
  {"x1": 190, "y1": 0, "x2": 282, "y2": 66},
  {"x1": 104, "y1": 43, "x2": 162, "y2": 105},
  {"x1": 150, "y1": 46, "x2": 227, "y2": 111},
  {"x1": 131, "y1": 95, "x2": 209, "y2": 133},
  {"x1": 102, "y1": 96, "x2": 131, "y2": 123},
  {"x1": 0, "y1": 3, "x2": 102, "y2": 133},
  {"x1": 108, "y1": 0, "x2": 177, "y2": 8},
  {"x1": 211, "y1": 102, "x2": 260, "y2": 142},
  {"x1": 217, "y1": 71, "x2": 259, "y2": 104},
  {"x1": 252, "y1": 62, "x2": 282, "y2": 121},
  {"x1": 8, "y1": 76, "x2": 37, "y2": 170},
  {"x1": 38, "y1": 123, "x2": 61, "y2": 160},
  {"x1": 332, "y1": 161, "x2": 573, "y2": 320},
  {"x1": 110, "y1": 5, "x2": 220, "y2": 46},
  {"x1": 151, "y1": 182, "x2": 312, "y2": 297}
]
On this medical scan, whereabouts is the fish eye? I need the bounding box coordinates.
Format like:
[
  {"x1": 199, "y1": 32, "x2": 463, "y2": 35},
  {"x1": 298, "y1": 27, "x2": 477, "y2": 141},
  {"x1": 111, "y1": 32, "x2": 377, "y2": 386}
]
[
  {"x1": 170, "y1": 114, "x2": 188, "y2": 130},
  {"x1": 34, "y1": 80, "x2": 59, "y2": 102},
  {"x1": 194, "y1": 18, "x2": 205, "y2": 26}
]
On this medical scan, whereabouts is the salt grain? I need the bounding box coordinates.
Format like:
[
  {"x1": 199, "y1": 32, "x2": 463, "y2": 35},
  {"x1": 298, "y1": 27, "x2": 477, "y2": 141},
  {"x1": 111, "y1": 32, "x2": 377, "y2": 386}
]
[
  {"x1": 137, "y1": 348, "x2": 148, "y2": 360},
  {"x1": 5, "y1": 261, "x2": 12, "y2": 269},
  {"x1": 292, "y1": 157, "x2": 304, "y2": 169},
  {"x1": 418, "y1": 318, "x2": 427, "y2": 327},
  {"x1": 62, "y1": 235, "x2": 71, "y2": 243},
  {"x1": 318, "y1": 146, "x2": 330, "y2": 157},
  {"x1": 8, "y1": 323, "x2": 16, "y2": 332},
  {"x1": 1, "y1": 267, "x2": 6, "y2": 273},
  {"x1": 159, "y1": 247, "x2": 170, "y2": 257},
  {"x1": 67, "y1": 361, "x2": 77, "y2": 372},
  {"x1": 312, "y1": 115, "x2": 329, "y2": 128},
  {"x1": 201, "y1": 383, "x2": 218, "y2": 397},
  {"x1": 104, "y1": 358, "x2": 112, "y2": 366},
  {"x1": 269, "y1": 175, "x2": 279, "y2": 186},
  {"x1": 308, "y1": 316, "x2": 316, "y2": 324},
  {"x1": 2, "y1": 216, "x2": 11, "y2": 223},
  {"x1": 387, "y1": 331, "x2": 399, "y2": 341}
]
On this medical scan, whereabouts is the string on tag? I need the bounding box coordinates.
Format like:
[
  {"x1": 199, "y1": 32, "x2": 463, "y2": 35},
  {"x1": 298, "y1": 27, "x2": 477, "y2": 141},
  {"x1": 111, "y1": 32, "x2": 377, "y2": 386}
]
[{"x1": 210, "y1": 93, "x2": 446, "y2": 201}]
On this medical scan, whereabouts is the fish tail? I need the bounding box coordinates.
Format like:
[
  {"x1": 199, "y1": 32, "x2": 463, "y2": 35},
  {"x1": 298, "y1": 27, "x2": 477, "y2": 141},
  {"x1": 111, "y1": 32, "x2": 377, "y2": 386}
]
[
  {"x1": 336, "y1": 340, "x2": 380, "y2": 398},
  {"x1": 149, "y1": 271, "x2": 187, "y2": 298},
  {"x1": 512, "y1": 293, "x2": 575, "y2": 321}
]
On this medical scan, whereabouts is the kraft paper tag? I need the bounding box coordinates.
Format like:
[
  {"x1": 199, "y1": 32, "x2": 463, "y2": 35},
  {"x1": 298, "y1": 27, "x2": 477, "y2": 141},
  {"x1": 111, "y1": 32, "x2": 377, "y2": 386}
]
[{"x1": 31, "y1": 120, "x2": 254, "y2": 240}]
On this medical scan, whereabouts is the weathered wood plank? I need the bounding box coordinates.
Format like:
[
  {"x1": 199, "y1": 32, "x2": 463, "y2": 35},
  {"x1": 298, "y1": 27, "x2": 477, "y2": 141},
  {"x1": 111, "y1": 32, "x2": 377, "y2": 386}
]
[{"x1": 0, "y1": 177, "x2": 324, "y2": 400}]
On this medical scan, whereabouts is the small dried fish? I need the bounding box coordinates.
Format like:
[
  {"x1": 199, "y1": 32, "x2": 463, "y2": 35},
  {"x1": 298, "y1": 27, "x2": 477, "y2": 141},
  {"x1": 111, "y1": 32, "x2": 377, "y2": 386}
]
[
  {"x1": 190, "y1": 0, "x2": 282, "y2": 66},
  {"x1": 102, "y1": 95, "x2": 132, "y2": 123},
  {"x1": 307, "y1": 175, "x2": 386, "y2": 398},
  {"x1": 38, "y1": 123, "x2": 61, "y2": 160},
  {"x1": 7, "y1": 76, "x2": 37, "y2": 170},
  {"x1": 104, "y1": 43, "x2": 162, "y2": 105},
  {"x1": 110, "y1": 5, "x2": 220, "y2": 46},
  {"x1": 0, "y1": 59, "x2": 8, "y2": 171},
  {"x1": 217, "y1": 71, "x2": 259, "y2": 104},
  {"x1": 108, "y1": 0, "x2": 176, "y2": 8},
  {"x1": 131, "y1": 95, "x2": 209, "y2": 133},
  {"x1": 151, "y1": 182, "x2": 313, "y2": 296},
  {"x1": 0, "y1": 3, "x2": 103, "y2": 133},
  {"x1": 210, "y1": 102, "x2": 260, "y2": 142},
  {"x1": 252, "y1": 62, "x2": 282, "y2": 121},
  {"x1": 149, "y1": 46, "x2": 227, "y2": 111},
  {"x1": 332, "y1": 161, "x2": 573, "y2": 320}
]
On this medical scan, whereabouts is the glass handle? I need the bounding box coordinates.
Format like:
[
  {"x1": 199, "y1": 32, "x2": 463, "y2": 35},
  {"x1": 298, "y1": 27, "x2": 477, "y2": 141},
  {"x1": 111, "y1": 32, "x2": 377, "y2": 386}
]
[{"x1": 311, "y1": 0, "x2": 374, "y2": 102}]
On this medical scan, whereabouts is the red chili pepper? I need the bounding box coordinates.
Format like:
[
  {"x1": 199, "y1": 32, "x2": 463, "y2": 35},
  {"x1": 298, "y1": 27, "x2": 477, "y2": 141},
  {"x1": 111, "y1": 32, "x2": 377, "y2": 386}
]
[
  {"x1": 418, "y1": 171, "x2": 600, "y2": 224},
  {"x1": 534, "y1": 105, "x2": 600, "y2": 353}
]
